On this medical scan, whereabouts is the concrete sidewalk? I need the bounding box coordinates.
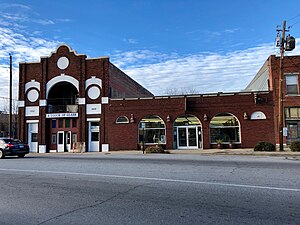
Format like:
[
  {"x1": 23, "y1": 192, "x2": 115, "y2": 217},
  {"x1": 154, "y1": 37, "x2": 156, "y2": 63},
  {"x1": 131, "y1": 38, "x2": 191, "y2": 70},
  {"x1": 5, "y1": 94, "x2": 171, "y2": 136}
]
[
  {"x1": 102, "y1": 148, "x2": 300, "y2": 158},
  {"x1": 168, "y1": 148, "x2": 300, "y2": 157},
  {"x1": 30, "y1": 148, "x2": 300, "y2": 158}
]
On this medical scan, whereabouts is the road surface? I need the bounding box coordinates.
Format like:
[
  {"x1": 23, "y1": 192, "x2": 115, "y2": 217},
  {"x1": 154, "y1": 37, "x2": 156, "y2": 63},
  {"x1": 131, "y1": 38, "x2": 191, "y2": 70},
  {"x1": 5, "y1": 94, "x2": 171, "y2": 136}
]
[{"x1": 0, "y1": 153, "x2": 299, "y2": 224}]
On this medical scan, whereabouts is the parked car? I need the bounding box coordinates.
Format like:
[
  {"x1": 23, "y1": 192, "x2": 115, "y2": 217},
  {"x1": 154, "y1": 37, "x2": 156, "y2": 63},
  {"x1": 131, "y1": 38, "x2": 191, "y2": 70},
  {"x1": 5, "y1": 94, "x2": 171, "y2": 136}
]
[{"x1": 0, "y1": 138, "x2": 30, "y2": 159}]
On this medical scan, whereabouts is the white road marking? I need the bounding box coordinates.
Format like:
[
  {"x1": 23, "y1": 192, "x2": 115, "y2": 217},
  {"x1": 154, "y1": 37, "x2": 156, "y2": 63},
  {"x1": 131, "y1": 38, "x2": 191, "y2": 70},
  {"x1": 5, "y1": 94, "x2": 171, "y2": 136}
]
[{"x1": 0, "y1": 168, "x2": 299, "y2": 192}]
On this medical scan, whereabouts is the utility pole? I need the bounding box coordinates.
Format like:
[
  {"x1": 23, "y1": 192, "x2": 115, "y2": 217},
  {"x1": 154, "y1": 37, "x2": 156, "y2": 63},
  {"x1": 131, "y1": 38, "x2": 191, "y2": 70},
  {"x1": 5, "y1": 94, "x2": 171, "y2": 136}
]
[
  {"x1": 276, "y1": 20, "x2": 296, "y2": 151},
  {"x1": 9, "y1": 54, "x2": 12, "y2": 138},
  {"x1": 278, "y1": 21, "x2": 286, "y2": 152}
]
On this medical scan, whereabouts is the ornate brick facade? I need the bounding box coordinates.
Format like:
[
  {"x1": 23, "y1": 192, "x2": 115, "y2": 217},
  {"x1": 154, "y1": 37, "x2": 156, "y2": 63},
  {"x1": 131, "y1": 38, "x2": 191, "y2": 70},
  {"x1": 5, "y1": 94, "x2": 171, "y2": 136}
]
[{"x1": 19, "y1": 45, "x2": 300, "y2": 153}]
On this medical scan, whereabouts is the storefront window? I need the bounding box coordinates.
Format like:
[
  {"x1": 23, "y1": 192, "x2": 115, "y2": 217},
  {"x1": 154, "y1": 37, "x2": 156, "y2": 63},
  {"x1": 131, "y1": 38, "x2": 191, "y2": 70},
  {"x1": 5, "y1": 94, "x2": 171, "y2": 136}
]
[
  {"x1": 139, "y1": 115, "x2": 166, "y2": 144},
  {"x1": 210, "y1": 113, "x2": 240, "y2": 143},
  {"x1": 285, "y1": 107, "x2": 300, "y2": 143}
]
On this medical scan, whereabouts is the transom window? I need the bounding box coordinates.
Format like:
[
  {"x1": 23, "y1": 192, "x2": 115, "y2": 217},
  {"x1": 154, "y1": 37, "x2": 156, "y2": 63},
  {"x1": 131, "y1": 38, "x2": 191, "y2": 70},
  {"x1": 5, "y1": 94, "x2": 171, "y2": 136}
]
[
  {"x1": 286, "y1": 74, "x2": 299, "y2": 95},
  {"x1": 285, "y1": 107, "x2": 300, "y2": 119},
  {"x1": 210, "y1": 113, "x2": 240, "y2": 143},
  {"x1": 116, "y1": 116, "x2": 129, "y2": 124}
]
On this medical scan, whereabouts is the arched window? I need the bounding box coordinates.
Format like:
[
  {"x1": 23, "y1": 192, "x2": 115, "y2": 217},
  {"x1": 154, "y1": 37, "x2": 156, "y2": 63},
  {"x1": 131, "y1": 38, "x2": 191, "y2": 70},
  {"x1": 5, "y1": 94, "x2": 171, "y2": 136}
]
[
  {"x1": 139, "y1": 115, "x2": 166, "y2": 144},
  {"x1": 210, "y1": 113, "x2": 240, "y2": 143},
  {"x1": 116, "y1": 116, "x2": 129, "y2": 124},
  {"x1": 250, "y1": 111, "x2": 266, "y2": 120}
]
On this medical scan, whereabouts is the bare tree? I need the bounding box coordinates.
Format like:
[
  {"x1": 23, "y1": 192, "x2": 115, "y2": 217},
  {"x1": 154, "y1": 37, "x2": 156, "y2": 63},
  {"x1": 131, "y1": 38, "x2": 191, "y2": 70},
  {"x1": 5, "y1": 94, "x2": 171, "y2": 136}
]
[{"x1": 164, "y1": 87, "x2": 198, "y2": 96}]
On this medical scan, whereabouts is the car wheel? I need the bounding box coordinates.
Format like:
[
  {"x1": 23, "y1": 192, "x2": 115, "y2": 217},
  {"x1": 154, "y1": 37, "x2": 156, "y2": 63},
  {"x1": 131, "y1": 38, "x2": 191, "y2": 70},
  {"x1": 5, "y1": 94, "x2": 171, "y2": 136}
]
[
  {"x1": 17, "y1": 154, "x2": 25, "y2": 158},
  {"x1": 0, "y1": 150, "x2": 5, "y2": 159}
]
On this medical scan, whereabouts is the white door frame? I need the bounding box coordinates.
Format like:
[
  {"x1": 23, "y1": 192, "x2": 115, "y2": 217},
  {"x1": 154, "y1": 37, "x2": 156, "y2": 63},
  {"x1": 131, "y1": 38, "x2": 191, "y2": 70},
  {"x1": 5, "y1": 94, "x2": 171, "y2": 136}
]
[
  {"x1": 28, "y1": 123, "x2": 38, "y2": 153},
  {"x1": 176, "y1": 126, "x2": 202, "y2": 149},
  {"x1": 66, "y1": 131, "x2": 71, "y2": 152},
  {"x1": 88, "y1": 122, "x2": 100, "y2": 152},
  {"x1": 57, "y1": 131, "x2": 65, "y2": 152}
]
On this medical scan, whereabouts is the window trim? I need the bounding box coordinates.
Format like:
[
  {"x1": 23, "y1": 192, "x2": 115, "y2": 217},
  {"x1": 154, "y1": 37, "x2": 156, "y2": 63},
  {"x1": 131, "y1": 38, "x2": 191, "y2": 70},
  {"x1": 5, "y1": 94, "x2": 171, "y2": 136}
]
[
  {"x1": 116, "y1": 116, "x2": 129, "y2": 124},
  {"x1": 285, "y1": 73, "x2": 299, "y2": 96},
  {"x1": 209, "y1": 113, "x2": 241, "y2": 144},
  {"x1": 138, "y1": 115, "x2": 166, "y2": 145}
]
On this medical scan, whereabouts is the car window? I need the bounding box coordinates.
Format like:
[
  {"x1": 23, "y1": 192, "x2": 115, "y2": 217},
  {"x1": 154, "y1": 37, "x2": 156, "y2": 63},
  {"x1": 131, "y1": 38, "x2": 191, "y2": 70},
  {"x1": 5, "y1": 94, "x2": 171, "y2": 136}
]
[{"x1": 2, "y1": 139, "x2": 12, "y2": 143}]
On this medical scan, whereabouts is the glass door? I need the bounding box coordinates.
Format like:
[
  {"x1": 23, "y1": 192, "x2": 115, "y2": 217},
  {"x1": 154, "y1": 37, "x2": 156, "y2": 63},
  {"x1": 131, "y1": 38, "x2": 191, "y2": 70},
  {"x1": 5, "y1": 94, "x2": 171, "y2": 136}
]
[
  {"x1": 65, "y1": 131, "x2": 71, "y2": 152},
  {"x1": 188, "y1": 127, "x2": 197, "y2": 147},
  {"x1": 177, "y1": 126, "x2": 200, "y2": 149},
  {"x1": 88, "y1": 122, "x2": 100, "y2": 152},
  {"x1": 57, "y1": 131, "x2": 64, "y2": 152},
  {"x1": 178, "y1": 127, "x2": 187, "y2": 147}
]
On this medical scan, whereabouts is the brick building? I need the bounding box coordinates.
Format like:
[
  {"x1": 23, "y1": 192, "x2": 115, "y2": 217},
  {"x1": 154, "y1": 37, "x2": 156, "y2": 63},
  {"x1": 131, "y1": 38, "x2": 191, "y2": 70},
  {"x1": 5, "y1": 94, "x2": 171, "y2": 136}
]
[
  {"x1": 245, "y1": 55, "x2": 300, "y2": 145},
  {"x1": 18, "y1": 45, "x2": 299, "y2": 153}
]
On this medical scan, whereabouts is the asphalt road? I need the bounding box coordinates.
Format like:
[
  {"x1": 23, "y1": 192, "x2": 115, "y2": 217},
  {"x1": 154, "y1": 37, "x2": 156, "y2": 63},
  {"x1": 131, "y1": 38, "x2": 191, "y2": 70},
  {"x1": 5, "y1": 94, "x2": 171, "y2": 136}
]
[{"x1": 0, "y1": 153, "x2": 299, "y2": 225}]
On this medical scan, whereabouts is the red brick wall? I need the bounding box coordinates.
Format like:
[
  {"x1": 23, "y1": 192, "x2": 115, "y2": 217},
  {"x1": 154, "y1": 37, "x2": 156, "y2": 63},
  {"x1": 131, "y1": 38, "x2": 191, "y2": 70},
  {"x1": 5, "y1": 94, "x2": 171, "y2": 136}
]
[
  {"x1": 106, "y1": 93, "x2": 275, "y2": 150},
  {"x1": 106, "y1": 97, "x2": 186, "y2": 150},
  {"x1": 269, "y1": 55, "x2": 300, "y2": 144},
  {"x1": 18, "y1": 45, "x2": 110, "y2": 151}
]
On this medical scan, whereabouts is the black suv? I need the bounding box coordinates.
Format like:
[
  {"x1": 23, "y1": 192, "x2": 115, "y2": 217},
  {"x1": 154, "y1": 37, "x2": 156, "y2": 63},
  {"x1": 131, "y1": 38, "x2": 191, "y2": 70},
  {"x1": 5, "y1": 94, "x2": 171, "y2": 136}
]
[{"x1": 0, "y1": 138, "x2": 30, "y2": 159}]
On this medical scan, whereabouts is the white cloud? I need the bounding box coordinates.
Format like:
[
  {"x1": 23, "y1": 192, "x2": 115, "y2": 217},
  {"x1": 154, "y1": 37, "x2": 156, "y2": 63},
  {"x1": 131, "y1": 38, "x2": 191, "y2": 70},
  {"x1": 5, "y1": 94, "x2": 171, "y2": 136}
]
[
  {"x1": 112, "y1": 39, "x2": 300, "y2": 96},
  {"x1": 0, "y1": 2, "x2": 299, "y2": 111},
  {"x1": 123, "y1": 38, "x2": 138, "y2": 44},
  {"x1": 0, "y1": 26, "x2": 59, "y2": 111}
]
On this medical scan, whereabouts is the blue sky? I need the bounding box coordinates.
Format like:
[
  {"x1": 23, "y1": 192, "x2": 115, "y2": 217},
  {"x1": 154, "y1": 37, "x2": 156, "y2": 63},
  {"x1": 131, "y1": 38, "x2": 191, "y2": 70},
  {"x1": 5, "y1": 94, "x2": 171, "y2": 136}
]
[{"x1": 0, "y1": 0, "x2": 300, "y2": 109}]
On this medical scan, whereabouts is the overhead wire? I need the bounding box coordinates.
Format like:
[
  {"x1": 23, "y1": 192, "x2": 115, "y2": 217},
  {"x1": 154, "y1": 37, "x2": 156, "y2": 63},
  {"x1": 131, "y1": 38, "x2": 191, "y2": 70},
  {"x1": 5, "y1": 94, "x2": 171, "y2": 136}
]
[{"x1": 287, "y1": 14, "x2": 300, "y2": 22}]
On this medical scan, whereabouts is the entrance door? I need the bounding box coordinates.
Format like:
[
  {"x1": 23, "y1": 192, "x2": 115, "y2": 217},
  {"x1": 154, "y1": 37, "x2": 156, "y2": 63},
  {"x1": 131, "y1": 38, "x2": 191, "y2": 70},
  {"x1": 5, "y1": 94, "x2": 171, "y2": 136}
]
[
  {"x1": 65, "y1": 131, "x2": 71, "y2": 152},
  {"x1": 177, "y1": 126, "x2": 201, "y2": 149},
  {"x1": 57, "y1": 131, "x2": 64, "y2": 152},
  {"x1": 88, "y1": 122, "x2": 100, "y2": 152},
  {"x1": 28, "y1": 123, "x2": 38, "y2": 153}
]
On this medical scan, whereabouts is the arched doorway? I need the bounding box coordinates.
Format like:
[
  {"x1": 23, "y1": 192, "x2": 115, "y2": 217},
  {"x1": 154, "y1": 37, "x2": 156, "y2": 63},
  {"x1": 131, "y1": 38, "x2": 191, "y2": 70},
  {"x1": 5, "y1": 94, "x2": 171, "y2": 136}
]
[
  {"x1": 47, "y1": 81, "x2": 79, "y2": 152},
  {"x1": 48, "y1": 81, "x2": 78, "y2": 112},
  {"x1": 173, "y1": 115, "x2": 202, "y2": 149}
]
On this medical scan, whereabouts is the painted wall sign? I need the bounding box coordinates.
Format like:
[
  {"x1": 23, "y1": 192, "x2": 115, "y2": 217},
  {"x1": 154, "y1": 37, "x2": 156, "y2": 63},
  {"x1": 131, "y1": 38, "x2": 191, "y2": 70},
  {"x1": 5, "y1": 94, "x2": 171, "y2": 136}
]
[{"x1": 46, "y1": 113, "x2": 78, "y2": 118}]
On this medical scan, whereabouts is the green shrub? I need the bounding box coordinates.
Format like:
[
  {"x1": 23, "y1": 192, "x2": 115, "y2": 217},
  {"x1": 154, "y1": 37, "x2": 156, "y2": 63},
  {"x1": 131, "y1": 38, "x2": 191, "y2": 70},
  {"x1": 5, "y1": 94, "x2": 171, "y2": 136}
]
[
  {"x1": 254, "y1": 142, "x2": 276, "y2": 152},
  {"x1": 289, "y1": 141, "x2": 300, "y2": 152},
  {"x1": 145, "y1": 145, "x2": 169, "y2": 154}
]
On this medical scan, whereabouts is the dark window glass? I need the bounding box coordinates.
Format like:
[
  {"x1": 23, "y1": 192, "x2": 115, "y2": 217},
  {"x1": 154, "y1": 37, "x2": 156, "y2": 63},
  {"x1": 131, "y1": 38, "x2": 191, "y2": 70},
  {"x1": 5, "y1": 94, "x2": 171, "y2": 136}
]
[
  {"x1": 72, "y1": 119, "x2": 77, "y2": 128},
  {"x1": 72, "y1": 133, "x2": 77, "y2": 143},
  {"x1": 116, "y1": 116, "x2": 129, "y2": 124},
  {"x1": 91, "y1": 132, "x2": 99, "y2": 141},
  {"x1": 58, "y1": 119, "x2": 63, "y2": 128},
  {"x1": 52, "y1": 119, "x2": 56, "y2": 128},
  {"x1": 91, "y1": 122, "x2": 99, "y2": 127},
  {"x1": 32, "y1": 133, "x2": 38, "y2": 142},
  {"x1": 286, "y1": 75, "x2": 299, "y2": 95},
  {"x1": 58, "y1": 133, "x2": 63, "y2": 144},
  {"x1": 51, "y1": 134, "x2": 56, "y2": 144},
  {"x1": 65, "y1": 119, "x2": 70, "y2": 128}
]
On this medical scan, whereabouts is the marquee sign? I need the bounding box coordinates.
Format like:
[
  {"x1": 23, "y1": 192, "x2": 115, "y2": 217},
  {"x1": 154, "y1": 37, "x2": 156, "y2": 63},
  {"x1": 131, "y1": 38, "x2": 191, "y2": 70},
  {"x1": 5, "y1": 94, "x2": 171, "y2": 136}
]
[{"x1": 46, "y1": 113, "x2": 78, "y2": 118}]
